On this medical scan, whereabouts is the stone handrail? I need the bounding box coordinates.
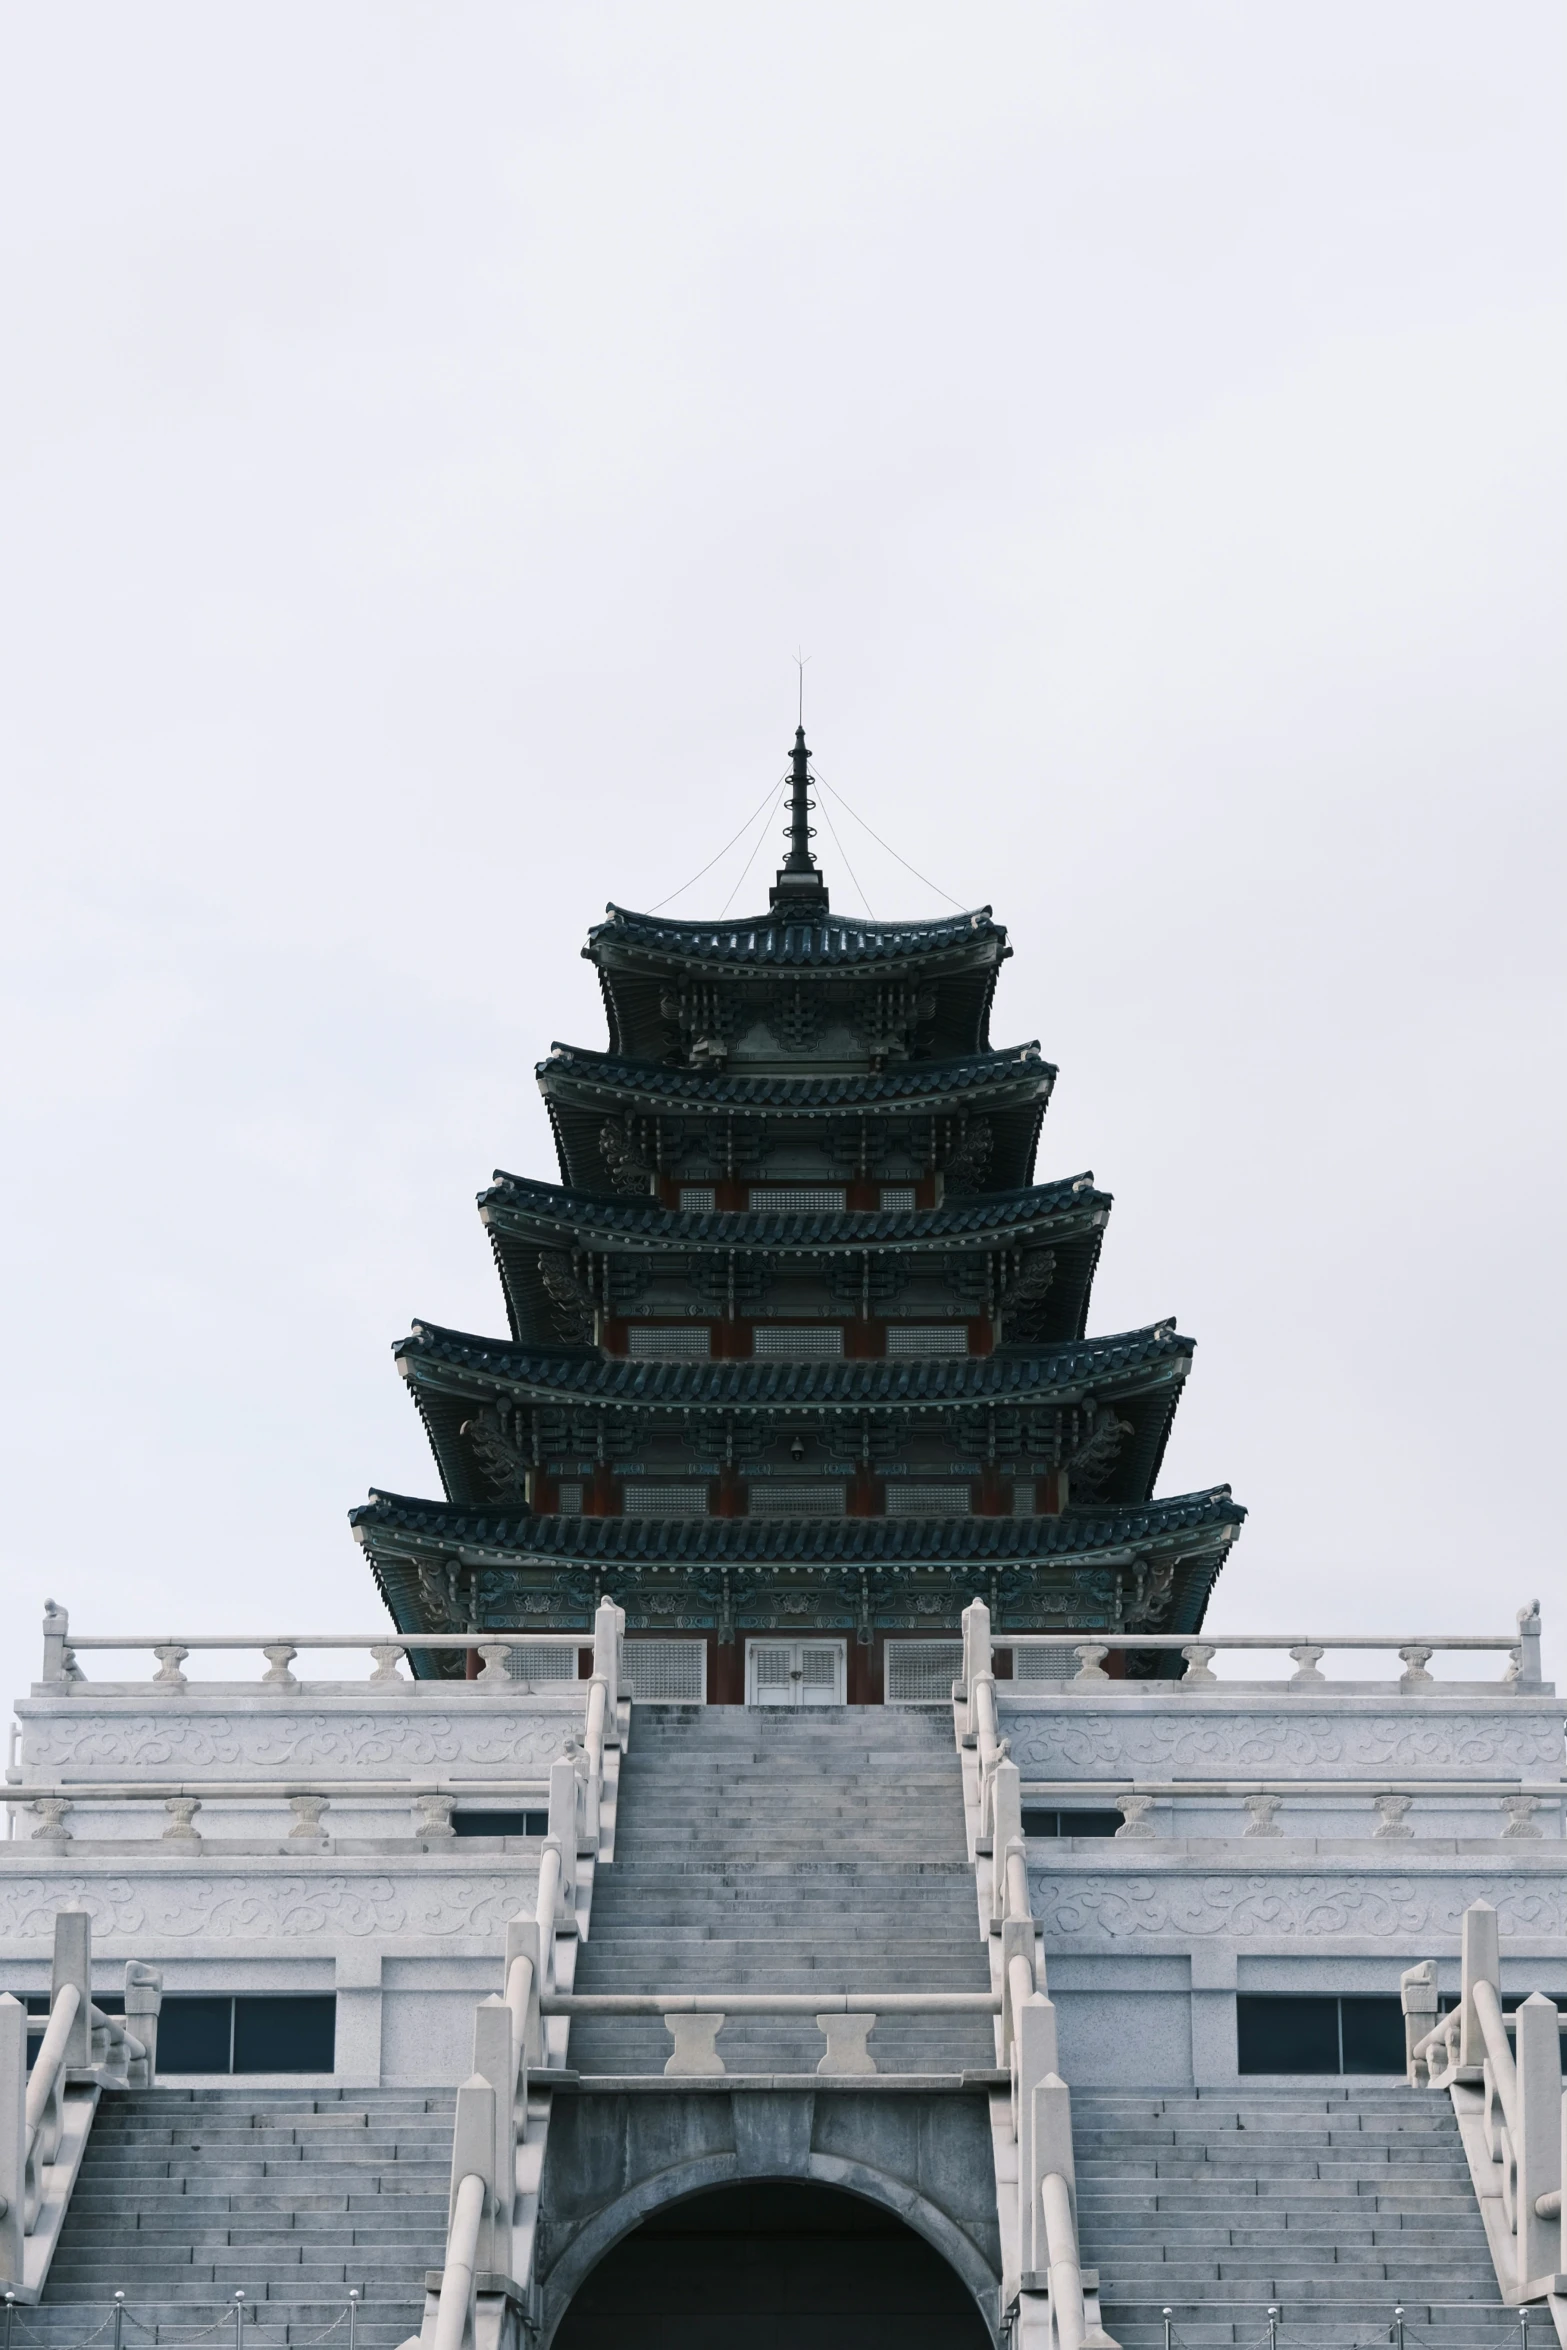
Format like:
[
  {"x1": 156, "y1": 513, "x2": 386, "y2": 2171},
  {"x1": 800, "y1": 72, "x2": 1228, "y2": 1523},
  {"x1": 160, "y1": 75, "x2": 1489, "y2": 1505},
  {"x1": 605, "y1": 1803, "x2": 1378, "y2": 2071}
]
[
  {"x1": 958, "y1": 1601, "x2": 1119, "y2": 2350},
  {"x1": 542, "y1": 1991, "x2": 999, "y2": 2012},
  {"x1": 986, "y1": 1604, "x2": 1543, "y2": 1691},
  {"x1": 8, "y1": 1779, "x2": 554, "y2": 1799},
  {"x1": 0, "y1": 1912, "x2": 163, "y2": 2300},
  {"x1": 1010, "y1": 1776, "x2": 1562, "y2": 1843},
  {"x1": 1404, "y1": 1900, "x2": 1565, "y2": 2309},
  {"x1": 1019, "y1": 1777, "x2": 1564, "y2": 1795},
  {"x1": 36, "y1": 1605, "x2": 594, "y2": 1690},
  {"x1": 8, "y1": 1777, "x2": 562, "y2": 1853},
  {"x1": 409, "y1": 1600, "x2": 625, "y2": 2350},
  {"x1": 430, "y1": 2169, "x2": 486, "y2": 2350},
  {"x1": 542, "y1": 1990, "x2": 1000, "y2": 2080}
]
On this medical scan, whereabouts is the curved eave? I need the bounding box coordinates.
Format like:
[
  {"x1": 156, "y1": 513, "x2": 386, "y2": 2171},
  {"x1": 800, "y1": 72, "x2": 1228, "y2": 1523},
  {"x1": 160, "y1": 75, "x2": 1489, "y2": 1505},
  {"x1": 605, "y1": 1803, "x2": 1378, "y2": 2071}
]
[
  {"x1": 478, "y1": 1172, "x2": 1109, "y2": 1252},
  {"x1": 395, "y1": 1317, "x2": 1193, "y2": 1410},
  {"x1": 352, "y1": 1482, "x2": 1244, "y2": 1567},
  {"x1": 354, "y1": 1486, "x2": 1241, "y2": 1675},
  {"x1": 584, "y1": 902, "x2": 1010, "y2": 972},
  {"x1": 536, "y1": 1040, "x2": 1056, "y2": 1111}
]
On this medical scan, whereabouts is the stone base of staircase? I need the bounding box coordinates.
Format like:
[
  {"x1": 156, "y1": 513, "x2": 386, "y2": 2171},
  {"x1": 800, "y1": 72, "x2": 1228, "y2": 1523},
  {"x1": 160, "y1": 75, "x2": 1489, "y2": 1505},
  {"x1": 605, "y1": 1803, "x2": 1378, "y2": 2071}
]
[{"x1": 36, "y1": 2087, "x2": 456, "y2": 2350}]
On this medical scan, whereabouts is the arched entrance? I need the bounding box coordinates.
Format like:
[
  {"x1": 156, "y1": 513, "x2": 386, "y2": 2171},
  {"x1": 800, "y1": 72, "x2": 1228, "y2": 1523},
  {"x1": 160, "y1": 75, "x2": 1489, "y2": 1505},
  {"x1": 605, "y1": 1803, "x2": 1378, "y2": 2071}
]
[{"x1": 552, "y1": 2177, "x2": 993, "y2": 2348}]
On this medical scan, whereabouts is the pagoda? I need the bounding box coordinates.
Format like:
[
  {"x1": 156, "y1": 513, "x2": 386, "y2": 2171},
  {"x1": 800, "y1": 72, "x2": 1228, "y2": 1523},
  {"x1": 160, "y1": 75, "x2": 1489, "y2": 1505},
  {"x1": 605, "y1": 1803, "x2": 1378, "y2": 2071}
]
[{"x1": 351, "y1": 729, "x2": 1243, "y2": 1696}]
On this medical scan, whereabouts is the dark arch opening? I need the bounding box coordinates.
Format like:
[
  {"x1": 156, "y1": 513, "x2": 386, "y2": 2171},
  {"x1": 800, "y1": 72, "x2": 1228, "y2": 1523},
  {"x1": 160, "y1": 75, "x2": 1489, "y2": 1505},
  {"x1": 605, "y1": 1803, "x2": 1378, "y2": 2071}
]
[{"x1": 553, "y1": 2177, "x2": 991, "y2": 2348}]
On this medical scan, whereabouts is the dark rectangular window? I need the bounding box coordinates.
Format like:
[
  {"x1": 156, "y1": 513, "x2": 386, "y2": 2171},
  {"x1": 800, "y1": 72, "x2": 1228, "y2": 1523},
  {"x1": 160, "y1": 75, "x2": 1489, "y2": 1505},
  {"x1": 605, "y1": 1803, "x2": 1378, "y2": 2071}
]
[
  {"x1": 1238, "y1": 1993, "x2": 1405, "y2": 2075},
  {"x1": 1022, "y1": 1809, "x2": 1123, "y2": 1840},
  {"x1": 1340, "y1": 1996, "x2": 1407, "y2": 2073},
  {"x1": 233, "y1": 1995, "x2": 335, "y2": 2073},
  {"x1": 159, "y1": 1995, "x2": 235, "y2": 2073},
  {"x1": 159, "y1": 1994, "x2": 335, "y2": 2075},
  {"x1": 452, "y1": 1809, "x2": 548, "y2": 1837}
]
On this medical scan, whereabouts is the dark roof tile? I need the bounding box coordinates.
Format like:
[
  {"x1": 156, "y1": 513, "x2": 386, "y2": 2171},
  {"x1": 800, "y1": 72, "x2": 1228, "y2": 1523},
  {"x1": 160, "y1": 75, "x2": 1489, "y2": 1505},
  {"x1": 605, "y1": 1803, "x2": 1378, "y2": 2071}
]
[
  {"x1": 396, "y1": 1319, "x2": 1190, "y2": 1404},
  {"x1": 351, "y1": 1484, "x2": 1244, "y2": 1562}
]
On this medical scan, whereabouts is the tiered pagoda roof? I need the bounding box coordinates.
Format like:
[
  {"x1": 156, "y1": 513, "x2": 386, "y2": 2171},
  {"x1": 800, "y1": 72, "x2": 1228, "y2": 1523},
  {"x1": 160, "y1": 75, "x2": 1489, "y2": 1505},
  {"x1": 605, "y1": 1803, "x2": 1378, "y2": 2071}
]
[{"x1": 353, "y1": 724, "x2": 1243, "y2": 1684}]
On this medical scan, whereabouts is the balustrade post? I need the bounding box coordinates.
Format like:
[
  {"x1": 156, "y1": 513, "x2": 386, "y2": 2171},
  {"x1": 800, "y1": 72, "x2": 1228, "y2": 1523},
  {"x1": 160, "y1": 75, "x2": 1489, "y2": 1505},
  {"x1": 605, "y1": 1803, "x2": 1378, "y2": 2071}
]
[
  {"x1": 581, "y1": 1683, "x2": 607, "y2": 1845},
  {"x1": 447, "y1": 2073, "x2": 499, "y2": 2279},
  {"x1": 1514, "y1": 1994, "x2": 1561, "y2": 2289},
  {"x1": 991, "y1": 1762, "x2": 1023, "y2": 1928},
  {"x1": 40, "y1": 1602, "x2": 68, "y2": 1688},
  {"x1": 1013, "y1": 1993, "x2": 1060, "y2": 2279},
  {"x1": 1515, "y1": 1601, "x2": 1543, "y2": 1689},
  {"x1": 563, "y1": 1742, "x2": 592, "y2": 1855},
  {"x1": 504, "y1": 1914, "x2": 542, "y2": 2068},
  {"x1": 1459, "y1": 1901, "x2": 1500, "y2": 2073},
  {"x1": 1001, "y1": 1902, "x2": 1040, "y2": 2063},
  {"x1": 124, "y1": 1962, "x2": 162, "y2": 2088},
  {"x1": 51, "y1": 1910, "x2": 93, "y2": 2070},
  {"x1": 961, "y1": 1599, "x2": 991, "y2": 1707},
  {"x1": 545, "y1": 1750, "x2": 576, "y2": 1904},
  {"x1": 593, "y1": 1600, "x2": 622, "y2": 1725},
  {"x1": 0, "y1": 1996, "x2": 25, "y2": 2285},
  {"x1": 1399, "y1": 1961, "x2": 1437, "y2": 2086},
  {"x1": 470, "y1": 1996, "x2": 515, "y2": 2238}
]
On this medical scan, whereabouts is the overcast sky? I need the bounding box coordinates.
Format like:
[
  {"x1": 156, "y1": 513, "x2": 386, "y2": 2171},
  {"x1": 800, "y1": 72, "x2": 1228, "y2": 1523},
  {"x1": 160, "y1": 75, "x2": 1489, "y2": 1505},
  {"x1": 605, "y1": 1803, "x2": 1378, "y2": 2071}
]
[{"x1": 1, "y1": 3, "x2": 1562, "y2": 1704}]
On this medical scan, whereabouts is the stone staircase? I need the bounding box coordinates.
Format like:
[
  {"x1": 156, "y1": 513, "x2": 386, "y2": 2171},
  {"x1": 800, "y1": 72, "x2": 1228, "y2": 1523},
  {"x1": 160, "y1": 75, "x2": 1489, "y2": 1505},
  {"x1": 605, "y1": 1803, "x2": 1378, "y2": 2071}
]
[
  {"x1": 36, "y1": 2087, "x2": 455, "y2": 2348},
  {"x1": 1073, "y1": 2087, "x2": 1515, "y2": 2350},
  {"x1": 570, "y1": 1702, "x2": 995, "y2": 2076}
]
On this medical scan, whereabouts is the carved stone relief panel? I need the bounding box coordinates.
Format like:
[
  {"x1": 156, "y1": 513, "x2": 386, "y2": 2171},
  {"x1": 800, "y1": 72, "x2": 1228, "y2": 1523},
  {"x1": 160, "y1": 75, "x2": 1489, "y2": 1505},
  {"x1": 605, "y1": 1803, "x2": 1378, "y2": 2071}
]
[
  {"x1": 1027, "y1": 1866, "x2": 1567, "y2": 1945},
  {"x1": 1000, "y1": 1708, "x2": 1566, "y2": 1778},
  {"x1": 0, "y1": 1867, "x2": 534, "y2": 1942},
  {"x1": 19, "y1": 1709, "x2": 583, "y2": 1776}
]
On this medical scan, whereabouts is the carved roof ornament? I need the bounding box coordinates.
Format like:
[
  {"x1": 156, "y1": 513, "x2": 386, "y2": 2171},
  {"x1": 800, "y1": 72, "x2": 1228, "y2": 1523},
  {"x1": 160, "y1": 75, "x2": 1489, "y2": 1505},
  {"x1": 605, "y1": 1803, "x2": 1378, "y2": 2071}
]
[{"x1": 769, "y1": 725, "x2": 830, "y2": 915}]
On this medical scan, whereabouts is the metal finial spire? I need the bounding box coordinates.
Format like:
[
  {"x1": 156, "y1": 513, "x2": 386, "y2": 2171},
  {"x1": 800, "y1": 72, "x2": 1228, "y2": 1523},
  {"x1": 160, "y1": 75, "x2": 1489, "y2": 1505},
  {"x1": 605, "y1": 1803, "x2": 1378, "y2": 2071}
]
[{"x1": 771, "y1": 695, "x2": 828, "y2": 913}]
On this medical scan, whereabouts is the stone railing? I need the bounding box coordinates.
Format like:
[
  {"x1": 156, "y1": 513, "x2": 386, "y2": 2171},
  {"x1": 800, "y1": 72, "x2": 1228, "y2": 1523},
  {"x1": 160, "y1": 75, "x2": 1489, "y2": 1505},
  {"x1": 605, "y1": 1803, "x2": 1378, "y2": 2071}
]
[
  {"x1": 0, "y1": 1910, "x2": 163, "y2": 2301},
  {"x1": 7, "y1": 1776, "x2": 554, "y2": 1849},
  {"x1": 978, "y1": 1605, "x2": 1543, "y2": 1691},
  {"x1": 1404, "y1": 1901, "x2": 1567, "y2": 2319},
  {"x1": 540, "y1": 1989, "x2": 1000, "y2": 2078},
  {"x1": 1013, "y1": 1777, "x2": 1563, "y2": 1841},
  {"x1": 408, "y1": 1603, "x2": 625, "y2": 2350},
  {"x1": 960, "y1": 1600, "x2": 1118, "y2": 2350},
  {"x1": 14, "y1": 1599, "x2": 625, "y2": 1869},
  {"x1": 35, "y1": 1603, "x2": 602, "y2": 1692}
]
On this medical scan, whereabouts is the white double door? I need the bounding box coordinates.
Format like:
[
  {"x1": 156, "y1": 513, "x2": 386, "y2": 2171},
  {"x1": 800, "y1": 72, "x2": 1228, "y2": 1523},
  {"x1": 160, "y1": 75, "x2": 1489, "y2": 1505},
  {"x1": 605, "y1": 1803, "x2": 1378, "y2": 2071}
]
[{"x1": 745, "y1": 1637, "x2": 847, "y2": 1706}]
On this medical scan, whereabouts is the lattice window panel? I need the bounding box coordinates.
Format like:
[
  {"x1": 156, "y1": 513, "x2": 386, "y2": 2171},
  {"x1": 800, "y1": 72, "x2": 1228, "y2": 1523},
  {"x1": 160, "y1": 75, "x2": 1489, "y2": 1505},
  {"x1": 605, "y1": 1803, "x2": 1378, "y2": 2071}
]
[
  {"x1": 678, "y1": 1186, "x2": 717, "y2": 1212},
  {"x1": 749, "y1": 1483, "x2": 847, "y2": 1518},
  {"x1": 623, "y1": 1639, "x2": 707, "y2": 1703},
  {"x1": 752, "y1": 1325, "x2": 844, "y2": 1358},
  {"x1": 751, "y1": 1644, "x2": 793, "y2": 1696},
  {"x1": 1011, "y1": 1480, "x2": 1036, "y2": 1516},
  {"x1": 500, "y1": 1644, "x2": 580, "y2": 1685},
  {"x1": 627, "y1": 1325, "x2": 712, "y2": 1359},
  {"x1": 624, "y1": 1482, "x2": 711, "y2": 1518},
  {"x1": 884, "y1": 1483, "x2": 973, "y2": 1516},
  {"x1": 886, "y1": 1325, "x2": 969, "y2": 1356},
  {"x1": 885, "y1": 1640, "x2": 964, "y2": 1705},
  {"x1": 749, "y1": 1185, "x2": 847, "y2": 1213},
  {"x1": 555, "y1": 1481, "x2": 585, "y2": 1515},
  {"x1": 1013, "y1": 1644, "x2": 1082, "y2": 1683},
  {"x1": 879, "y1": 1185, "x2": 917, "y2": 1212},
  {"x1": 799, "y1": 1646, "x2": 842, "y2": 1696}
]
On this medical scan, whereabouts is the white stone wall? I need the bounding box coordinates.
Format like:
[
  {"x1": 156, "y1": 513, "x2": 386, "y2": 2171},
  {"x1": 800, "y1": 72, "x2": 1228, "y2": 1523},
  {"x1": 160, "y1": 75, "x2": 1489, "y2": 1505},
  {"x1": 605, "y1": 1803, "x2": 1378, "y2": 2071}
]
[
  {"x1": 2, "y1": 1678, "x2": 593, "y2": 2085},
  {"x1": 1000, "y1": 1683, "x2": 1567, "y2": 2088}
]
